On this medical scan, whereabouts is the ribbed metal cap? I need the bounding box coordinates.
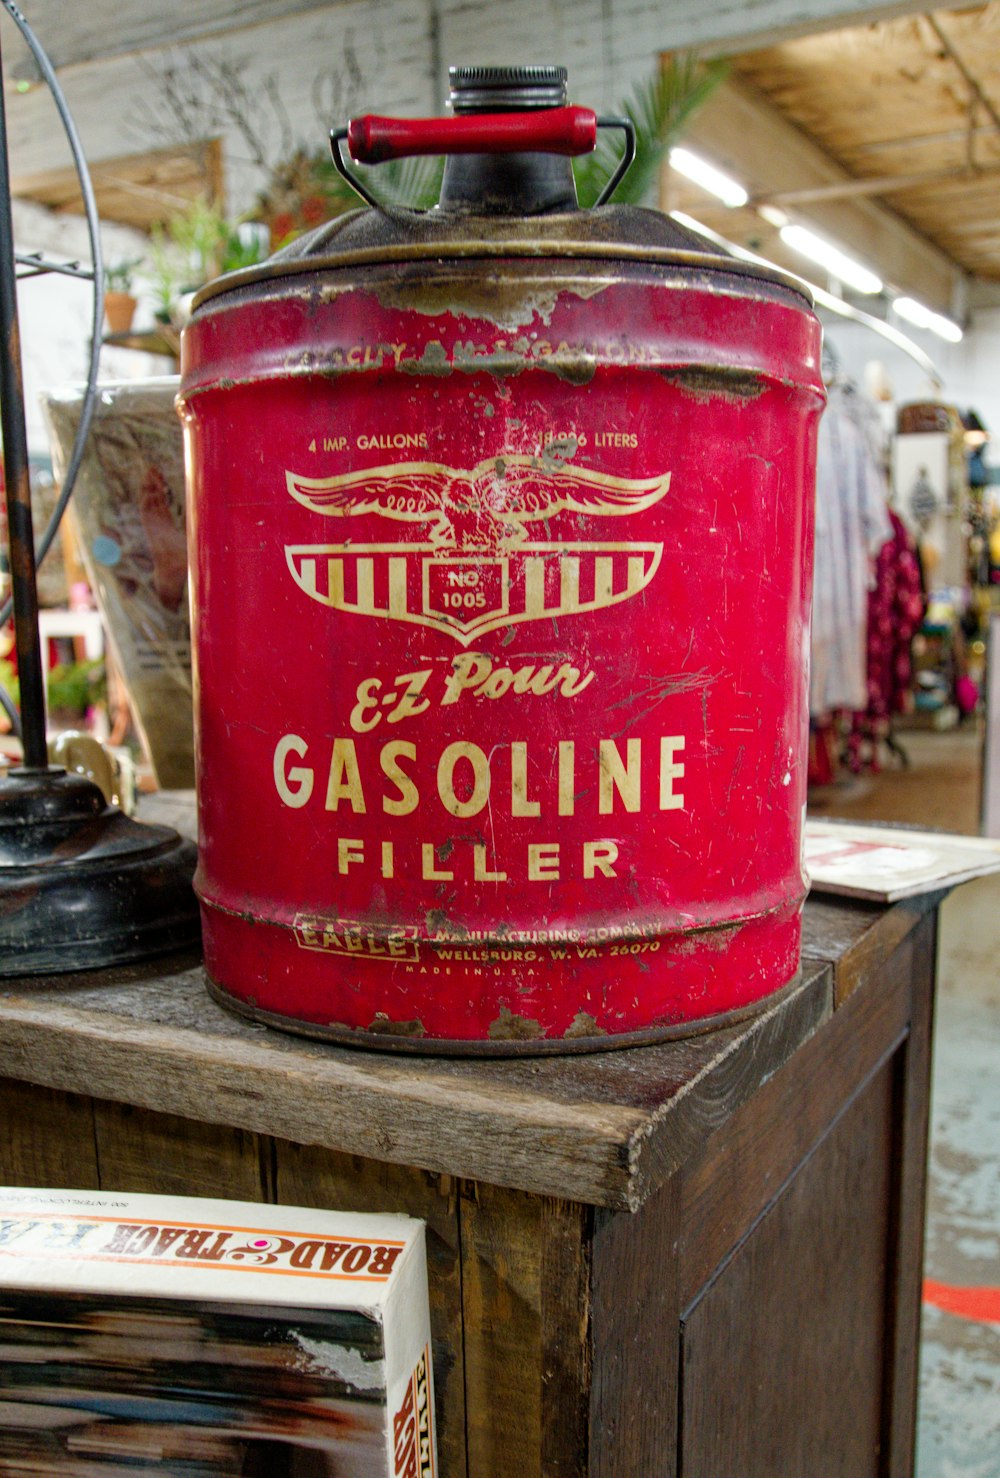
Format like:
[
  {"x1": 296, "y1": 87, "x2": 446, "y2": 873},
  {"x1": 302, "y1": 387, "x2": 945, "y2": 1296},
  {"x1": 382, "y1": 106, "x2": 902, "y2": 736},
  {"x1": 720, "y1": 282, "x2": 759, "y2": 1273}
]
[{"x1": 448, "y1": 65, "x2": 568, "y2": 112}]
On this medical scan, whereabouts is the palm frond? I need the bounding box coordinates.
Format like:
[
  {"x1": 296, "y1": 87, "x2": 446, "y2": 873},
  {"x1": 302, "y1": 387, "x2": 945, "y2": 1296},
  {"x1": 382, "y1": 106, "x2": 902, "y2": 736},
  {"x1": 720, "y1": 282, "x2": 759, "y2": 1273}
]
[
  {"x1": 574, "y1": 54, "x2": 729, "y2": 208},
  {"x1": 365, "y1": 154, "x2": 446, "y2": 210},
  {"x1": 305, "y1": 148, "x2": 444, "y2": 212}
]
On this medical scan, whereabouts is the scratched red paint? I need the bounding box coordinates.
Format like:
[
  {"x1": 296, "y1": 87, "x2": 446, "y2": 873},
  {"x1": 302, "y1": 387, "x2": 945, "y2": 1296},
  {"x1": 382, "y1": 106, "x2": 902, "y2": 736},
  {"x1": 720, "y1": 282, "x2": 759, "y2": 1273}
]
[{"x1": 180, "y1": 244, "x2": 823, "y2": 1050}]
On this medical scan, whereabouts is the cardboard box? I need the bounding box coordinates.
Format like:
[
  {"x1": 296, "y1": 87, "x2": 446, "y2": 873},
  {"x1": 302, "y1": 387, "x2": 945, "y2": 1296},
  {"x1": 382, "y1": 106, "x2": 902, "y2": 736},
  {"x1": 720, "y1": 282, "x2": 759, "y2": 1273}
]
[{"x1": 0, "y1": 1188, "x2": 436, "y2": 1476}]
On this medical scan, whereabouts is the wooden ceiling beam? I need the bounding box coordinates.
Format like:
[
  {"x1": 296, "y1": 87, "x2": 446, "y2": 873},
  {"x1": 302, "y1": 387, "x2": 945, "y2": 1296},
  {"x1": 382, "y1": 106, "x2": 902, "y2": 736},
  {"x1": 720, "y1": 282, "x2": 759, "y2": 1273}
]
[
  {"x1": 2, "y1": 1, "x2": 341, "y2": 77},
  {"x1": 1, "y1": 0, "x2": 950, "y2": 77},
  {"x1": 842, "y1": 124, "x2": 1000, "y2": 157},
  {"x1": 652, "y1": 0, "x2": 945, "y2": 58},
  {"x1": 678, "y1": 75, "x2": 964, "y2": 309},
  {"x1": 754, "y1": 163, "x2": 1000, "y2": 204},
  {"x1": 926, "y1": 11, "x2": 1000, "y2": 142}
]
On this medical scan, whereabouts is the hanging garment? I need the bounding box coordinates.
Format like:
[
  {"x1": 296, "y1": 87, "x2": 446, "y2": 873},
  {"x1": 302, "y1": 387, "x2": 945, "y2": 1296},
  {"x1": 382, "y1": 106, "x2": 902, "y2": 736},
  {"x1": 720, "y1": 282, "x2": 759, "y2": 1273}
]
[
  {"x1": 810, "y1": 387, "x2": 893, "y2": 717},
  {"x1": 844, "y1": 510, "x2": 925, "y2": 773}
]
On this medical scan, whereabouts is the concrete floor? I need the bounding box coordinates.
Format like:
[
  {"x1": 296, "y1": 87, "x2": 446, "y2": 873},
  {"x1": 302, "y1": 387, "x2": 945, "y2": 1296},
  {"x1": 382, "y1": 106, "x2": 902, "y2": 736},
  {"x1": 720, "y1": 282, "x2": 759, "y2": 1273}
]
[{"x1": 810, "y1": 725, "x2": 1000, "y2": 1475}]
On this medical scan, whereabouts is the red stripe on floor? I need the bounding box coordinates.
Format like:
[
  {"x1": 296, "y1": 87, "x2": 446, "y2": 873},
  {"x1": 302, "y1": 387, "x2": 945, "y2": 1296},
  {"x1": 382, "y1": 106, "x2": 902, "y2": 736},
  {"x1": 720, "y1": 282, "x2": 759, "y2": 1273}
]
[{"x1": 923, "y1": 1279, "x2": 1000, "y2": 1324}]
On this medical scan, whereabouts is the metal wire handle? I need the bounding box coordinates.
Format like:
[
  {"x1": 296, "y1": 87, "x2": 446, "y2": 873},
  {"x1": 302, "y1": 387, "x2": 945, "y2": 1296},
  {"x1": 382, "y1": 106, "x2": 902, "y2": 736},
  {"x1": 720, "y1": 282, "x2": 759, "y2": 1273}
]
[
  {"x1": 329, "y1": 112, "x2": 636, "y2": 211},
  {"x1": 0, "y1": 0, "x2": 104, "y2": 739}
]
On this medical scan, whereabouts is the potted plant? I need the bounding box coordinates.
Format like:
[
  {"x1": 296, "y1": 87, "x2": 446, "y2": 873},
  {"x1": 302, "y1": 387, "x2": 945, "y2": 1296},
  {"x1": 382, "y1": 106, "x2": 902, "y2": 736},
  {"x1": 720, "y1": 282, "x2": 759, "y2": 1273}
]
[
  {"x1": 103, "y1": 258, "x2": 142, "y2": 335},
  {"x1": 145, "y1": 227, "x2": 184, "y2": 326}
]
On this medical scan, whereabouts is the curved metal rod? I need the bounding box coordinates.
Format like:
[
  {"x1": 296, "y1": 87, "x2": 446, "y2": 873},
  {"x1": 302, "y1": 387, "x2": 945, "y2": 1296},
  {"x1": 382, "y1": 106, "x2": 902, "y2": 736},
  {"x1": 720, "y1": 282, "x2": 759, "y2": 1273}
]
[
  {"x1": 329, "y1": 126, "x2": 383, "y2": 211},
  {"x1": 593, "y1": 116, "x2": 636, "y2": 207},
  {"x1": 668, "y1": 209, "x2": 942, "y2": 380},
  {"x1": 0, "y1": 0, "x2": 104, "y2": 681}
]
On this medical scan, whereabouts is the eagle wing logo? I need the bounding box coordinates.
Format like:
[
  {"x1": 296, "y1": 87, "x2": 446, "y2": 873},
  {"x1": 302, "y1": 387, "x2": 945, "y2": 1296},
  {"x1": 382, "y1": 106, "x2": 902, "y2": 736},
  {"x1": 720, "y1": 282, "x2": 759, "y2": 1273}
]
[
  {"x1": 284, "y1": 455, "x2": 671, "y2": 642},
  {"x1": 286, "y1": 457, "x2": 670, "y2": 548}
]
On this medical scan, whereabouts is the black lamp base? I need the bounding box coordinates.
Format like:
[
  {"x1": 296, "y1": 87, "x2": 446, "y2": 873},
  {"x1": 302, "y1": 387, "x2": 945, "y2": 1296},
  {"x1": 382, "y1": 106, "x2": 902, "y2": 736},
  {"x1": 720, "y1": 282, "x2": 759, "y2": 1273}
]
[{"x1": 0, "y1": 766, "x2": 199, "y2": 975}]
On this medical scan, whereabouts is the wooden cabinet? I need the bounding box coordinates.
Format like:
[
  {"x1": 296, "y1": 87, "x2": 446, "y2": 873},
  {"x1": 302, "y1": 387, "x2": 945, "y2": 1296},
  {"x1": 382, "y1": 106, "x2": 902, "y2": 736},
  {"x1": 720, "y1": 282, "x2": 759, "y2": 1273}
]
[{"x1": 0, "y1": 883, "x2": 938, "y2": 1476}]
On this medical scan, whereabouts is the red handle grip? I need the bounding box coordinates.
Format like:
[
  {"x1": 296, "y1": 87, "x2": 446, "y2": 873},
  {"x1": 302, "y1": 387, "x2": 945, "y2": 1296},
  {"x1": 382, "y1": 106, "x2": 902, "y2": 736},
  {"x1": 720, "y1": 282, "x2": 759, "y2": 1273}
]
[{"x1": 347, "y1": 107, "x2": 598, "y2": 165}]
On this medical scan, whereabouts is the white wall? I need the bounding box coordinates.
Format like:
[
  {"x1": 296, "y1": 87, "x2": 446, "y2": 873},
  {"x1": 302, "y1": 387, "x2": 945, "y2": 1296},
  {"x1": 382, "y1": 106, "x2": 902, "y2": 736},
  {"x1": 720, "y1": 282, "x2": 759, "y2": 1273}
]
[
  {"x1": 2, "y1": 3, "x2": 430, "y2": 224},
  {"x1": 827, "y1": 310, "x2": 1000, "y2": 451},
  {"x1": 13, "y1": 201, "x2": 172, "y2": 456}
]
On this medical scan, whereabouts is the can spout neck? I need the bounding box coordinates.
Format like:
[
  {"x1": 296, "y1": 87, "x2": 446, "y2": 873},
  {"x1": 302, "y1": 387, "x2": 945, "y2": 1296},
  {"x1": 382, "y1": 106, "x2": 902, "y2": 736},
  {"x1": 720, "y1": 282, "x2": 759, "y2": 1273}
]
[{"x1": 437, "y1": 64, "x2": 579, "y2": 215}]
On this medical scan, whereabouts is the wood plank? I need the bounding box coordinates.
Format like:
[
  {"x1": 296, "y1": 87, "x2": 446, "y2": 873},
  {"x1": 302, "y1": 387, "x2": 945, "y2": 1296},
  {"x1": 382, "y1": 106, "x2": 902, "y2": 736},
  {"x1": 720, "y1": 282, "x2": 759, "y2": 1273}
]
[
  {"x1": 0, "y1": 1078, "x2": 99, "y2": 1189},
  {"x1": 275, "y1": 1143, "x2": 467, "y2": 1478},
  {"x1": 0, "y1": 816, "x2": 910, "y2": 1213},
  {"x1": 678, "y1": 928, "x2": 913, "y2": 1303},
  {"x1": 589, "y1": 1178, "x2": 681, "y2": 1477},
  {"x1": 0, "y1": 973, "x2": 641, "y2": 1208},
  {"x1": 91, "y1": 1101, "x2": 270, "y2": 1200},
  {"x1": 623, "y1": 964, "x2": 832, "y2": 1201},
  {"x1": 678, "y1": 1063, "x2": 895, "y2": 1477},
  {"x1": 802, "y1": 893, "x2": 926, "y2": 1005},
  {"x1": 0, "y1": 955, "x2": 832, "y2": 1210},
  {"x1": 460, "y1": 1182, "x2": 589, "y2": 1478},
  {"x1": 139, "y1": 789, "x2": 197, "y2": 839},
  {"x1": 882, "y1": 909, "x2": 938, "y2": 1478},
  {"x1": 13, "y1": 142, "x2": 222, "y2": 232}
]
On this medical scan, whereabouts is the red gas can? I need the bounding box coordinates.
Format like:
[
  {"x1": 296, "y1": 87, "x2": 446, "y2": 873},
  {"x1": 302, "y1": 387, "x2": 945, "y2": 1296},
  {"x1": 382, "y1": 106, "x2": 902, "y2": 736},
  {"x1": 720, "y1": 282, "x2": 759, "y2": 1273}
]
[{"x1": 179, "y1": 66, "x2": 824, "y2": 1053}]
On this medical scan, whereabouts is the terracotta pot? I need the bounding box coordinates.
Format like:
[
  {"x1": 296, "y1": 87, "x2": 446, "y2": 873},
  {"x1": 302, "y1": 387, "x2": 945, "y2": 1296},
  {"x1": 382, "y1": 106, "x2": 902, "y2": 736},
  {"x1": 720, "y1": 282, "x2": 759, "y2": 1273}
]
[{"x1": 104, "y1": 291, "x2": 137, "y2": 335}]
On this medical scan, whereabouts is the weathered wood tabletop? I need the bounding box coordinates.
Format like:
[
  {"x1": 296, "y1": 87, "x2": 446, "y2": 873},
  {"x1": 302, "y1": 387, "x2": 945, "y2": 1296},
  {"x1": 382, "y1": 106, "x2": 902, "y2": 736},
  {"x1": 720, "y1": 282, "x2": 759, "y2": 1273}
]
[{"x1": 0, "y1": 791, "x2": 928, "y2": 1213}]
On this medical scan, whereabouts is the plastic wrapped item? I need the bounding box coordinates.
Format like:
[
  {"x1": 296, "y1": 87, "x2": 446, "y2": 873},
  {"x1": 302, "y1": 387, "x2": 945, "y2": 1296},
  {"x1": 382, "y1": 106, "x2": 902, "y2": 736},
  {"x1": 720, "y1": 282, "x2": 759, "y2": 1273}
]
[
  {"x1": 43, "y1": 378, "x2": 193, "y2": 788},
  {"x1": 0, "y1": 1188, "x2": 437, "y2": 1476}
]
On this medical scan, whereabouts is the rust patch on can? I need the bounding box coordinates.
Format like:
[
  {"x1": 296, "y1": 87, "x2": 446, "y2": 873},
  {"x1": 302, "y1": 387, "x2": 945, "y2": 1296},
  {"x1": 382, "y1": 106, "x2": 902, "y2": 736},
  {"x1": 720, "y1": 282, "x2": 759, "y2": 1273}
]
[
  {"x1": 661, "y1": 367, "x2": 768, "y2": 402},
  {"x1": 546, "y1": 354, "x2": 597, "y2": 385},
  {"x1": 564, "y1": 1011, "x2": 607, "y2": 1040},
  {"x1": 398, "y1": 337, "x2": 596, "y2": 384},
  {"x1": 399, "y1": 340, "x2": 452, "y2": 377},
  {"x1": 366, "y1": 1013, "x2": 427, "y2": 1038},
  {"x1": 374, "y1": 275, "x2": 610, "y2": 329},
  {"x1": 488, "y1": 1005, "x2": 545, "y2": 1041},
  {"x1": 426, "y1": 908, "x2": 466, "y2": 936}
]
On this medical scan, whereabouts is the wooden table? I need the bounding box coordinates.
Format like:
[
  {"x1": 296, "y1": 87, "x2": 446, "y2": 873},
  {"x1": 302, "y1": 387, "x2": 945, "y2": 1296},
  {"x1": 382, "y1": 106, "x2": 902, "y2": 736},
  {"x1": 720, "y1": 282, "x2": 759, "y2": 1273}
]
[{"x1": 0, "y1": 823, "x2": 939, "y2": 1477}]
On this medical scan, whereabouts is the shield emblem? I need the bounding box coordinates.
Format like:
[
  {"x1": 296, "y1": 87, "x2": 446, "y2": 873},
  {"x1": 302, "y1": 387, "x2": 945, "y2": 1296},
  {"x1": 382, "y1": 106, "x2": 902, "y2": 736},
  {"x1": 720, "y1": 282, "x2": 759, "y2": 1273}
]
[
  {"x1": 283, "y1": 457, "x2": 670, "y2": 642},
  {"x1": 285, "y1": 542, "x2": 663, "y2": 642}
]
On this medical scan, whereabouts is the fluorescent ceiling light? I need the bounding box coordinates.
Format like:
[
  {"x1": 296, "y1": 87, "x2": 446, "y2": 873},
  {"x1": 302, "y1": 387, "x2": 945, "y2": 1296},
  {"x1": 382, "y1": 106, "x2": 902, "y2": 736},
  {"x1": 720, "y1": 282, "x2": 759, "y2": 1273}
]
[
  {"x1": 893, "y1": 296, "x2": 963, "y2": 343},
  {"x1": 669, "y1": 147, "x2": 748, "y2": 208},
  {"x1": 778, "y1": 223, "x2": 882, "y2": 295},
  {"x1": 757, "y1": 204, "x2": 789, "y2": 229},
  {"x1": 669, "y1": 213, "x2": 941, "y2": 381}
]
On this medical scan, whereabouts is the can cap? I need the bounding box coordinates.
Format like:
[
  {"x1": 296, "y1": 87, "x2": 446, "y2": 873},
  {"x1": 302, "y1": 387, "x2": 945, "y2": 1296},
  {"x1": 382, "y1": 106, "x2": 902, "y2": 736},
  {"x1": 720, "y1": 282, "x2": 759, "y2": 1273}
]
[{"x1": 448, "y1": 65, "x2": 569, "y2": 112}]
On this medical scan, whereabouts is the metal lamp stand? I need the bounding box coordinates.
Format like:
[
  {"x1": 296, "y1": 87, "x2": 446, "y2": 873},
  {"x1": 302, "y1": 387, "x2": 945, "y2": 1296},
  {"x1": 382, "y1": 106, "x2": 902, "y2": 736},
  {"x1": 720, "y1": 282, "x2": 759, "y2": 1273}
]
[{"x1": 0, "y1": 10, "x2": 198, "y2": 974}]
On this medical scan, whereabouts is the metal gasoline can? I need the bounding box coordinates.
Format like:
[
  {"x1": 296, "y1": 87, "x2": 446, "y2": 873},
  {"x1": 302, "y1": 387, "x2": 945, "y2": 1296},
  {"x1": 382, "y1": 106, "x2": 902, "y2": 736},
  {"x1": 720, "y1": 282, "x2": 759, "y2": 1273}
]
[{"x1": 179, "y1": 65, "x2": 825, "y2": 1053}]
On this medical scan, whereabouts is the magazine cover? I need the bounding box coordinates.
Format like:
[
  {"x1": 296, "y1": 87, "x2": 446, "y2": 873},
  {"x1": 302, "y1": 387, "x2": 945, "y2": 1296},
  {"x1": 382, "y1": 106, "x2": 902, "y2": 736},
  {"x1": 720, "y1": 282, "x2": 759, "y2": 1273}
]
[{"x1": 0, "y1": 1189, "x2": 435, "y2": 1477}]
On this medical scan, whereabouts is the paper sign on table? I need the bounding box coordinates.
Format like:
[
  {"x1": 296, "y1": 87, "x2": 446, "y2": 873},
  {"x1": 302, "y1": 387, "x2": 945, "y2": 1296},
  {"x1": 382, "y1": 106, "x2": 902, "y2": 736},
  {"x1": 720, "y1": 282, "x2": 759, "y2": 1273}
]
[{"x1": 805, "y1": 820, "x2": 1000, "y2": 902}]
